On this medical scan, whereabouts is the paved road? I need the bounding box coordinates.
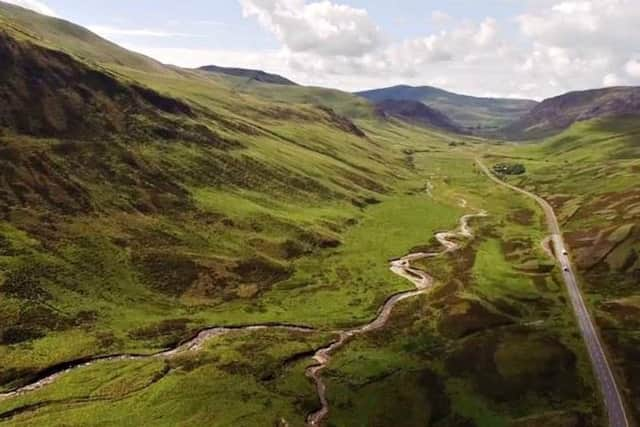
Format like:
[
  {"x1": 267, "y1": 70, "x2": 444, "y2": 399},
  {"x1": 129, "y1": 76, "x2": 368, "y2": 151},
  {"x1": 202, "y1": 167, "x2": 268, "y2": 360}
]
[{"x1": 476, "y1": 159, "x2": 630, "y2": 427}]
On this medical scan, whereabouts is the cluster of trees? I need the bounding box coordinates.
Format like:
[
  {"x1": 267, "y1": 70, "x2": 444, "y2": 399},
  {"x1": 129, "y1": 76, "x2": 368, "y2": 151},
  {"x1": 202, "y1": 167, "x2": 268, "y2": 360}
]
[{"x1": 492, "y1": 163, "x2": 526, "y2": 175}]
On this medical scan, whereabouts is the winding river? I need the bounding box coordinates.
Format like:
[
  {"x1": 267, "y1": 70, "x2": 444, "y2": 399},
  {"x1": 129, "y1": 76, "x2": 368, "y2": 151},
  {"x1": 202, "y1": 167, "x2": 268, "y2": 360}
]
[
  {"x1": 0, "y1": 206, "x2": 487, "y2": 427},
  {"x1": 0, "y1": 325, "x2": 314, "y2": 402},
  {"x1": 305, "y1": 209, "x2": 487, "y2": 426}
]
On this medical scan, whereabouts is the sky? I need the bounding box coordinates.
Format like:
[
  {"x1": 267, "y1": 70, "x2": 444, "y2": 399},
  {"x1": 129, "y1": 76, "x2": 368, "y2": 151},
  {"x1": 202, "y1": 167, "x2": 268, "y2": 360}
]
[{"x1": 5, "y1": 0, "x2": 640, "y2": 99}]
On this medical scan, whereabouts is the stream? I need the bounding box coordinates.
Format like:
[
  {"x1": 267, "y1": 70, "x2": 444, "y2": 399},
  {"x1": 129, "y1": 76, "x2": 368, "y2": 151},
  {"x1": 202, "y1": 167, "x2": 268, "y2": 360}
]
[
  {"x1": 0, "y1": 207, "x2": 487, "y2": 427},
  {"x1": 305, "y1": 209, "x2": 487, "y2": 426}
]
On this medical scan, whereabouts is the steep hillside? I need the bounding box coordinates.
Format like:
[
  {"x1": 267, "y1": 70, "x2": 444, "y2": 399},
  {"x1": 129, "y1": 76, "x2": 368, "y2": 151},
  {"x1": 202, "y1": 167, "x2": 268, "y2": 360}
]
[
  {"x1": 503, "y1": 86, "x2": 640, "y2": 140},
  {"x1": 221, "y1": 79, "x2": 377, "y2": 120},
  {"x1": 357, "y1": 84, "x2": 537, "y2": 131},
  {"x1": 374, "y1": 99, "x2": 465, "y2": 134},
  {"x1": 199, "y1": 65, "x2": 297, "y2": 86},
  {"x1": 0, "y1": 32, "x2": 200, "y2": 141},
  {"x1": 0, "y1": 1, "x2": 168, "y2": 74}
]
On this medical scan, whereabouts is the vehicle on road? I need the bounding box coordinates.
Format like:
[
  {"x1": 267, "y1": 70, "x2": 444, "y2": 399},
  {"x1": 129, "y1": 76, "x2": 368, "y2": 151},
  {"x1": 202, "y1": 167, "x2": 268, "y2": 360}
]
[{"x1": 562, "y1": 250, "x2": 568, "y2": 256}]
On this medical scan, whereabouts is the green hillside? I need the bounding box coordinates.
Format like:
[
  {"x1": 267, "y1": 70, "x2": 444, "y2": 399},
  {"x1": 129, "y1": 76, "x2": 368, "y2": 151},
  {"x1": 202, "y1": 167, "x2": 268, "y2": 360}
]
[
  {"x1": 486, "y1": 117, "x2": 640, "y2": 422},
  {"x1": 217, "y1": 76, "x2": 377, "y2": 120},
  {"x1": 199, "y1": 65, "x2": 297, "y2": 86}
]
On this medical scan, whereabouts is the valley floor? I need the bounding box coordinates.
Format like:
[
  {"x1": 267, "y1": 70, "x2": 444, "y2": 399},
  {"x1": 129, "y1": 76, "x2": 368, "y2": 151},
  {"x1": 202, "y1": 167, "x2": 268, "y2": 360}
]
[{"x1": 0, "y1": 145, "x2": 606, "y2": 427}]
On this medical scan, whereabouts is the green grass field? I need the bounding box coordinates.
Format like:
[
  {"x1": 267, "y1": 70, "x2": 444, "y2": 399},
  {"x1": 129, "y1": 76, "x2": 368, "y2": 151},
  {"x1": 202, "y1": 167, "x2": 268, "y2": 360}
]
[
  {"x1": 316, "y1": 150, "x2": 601, "y2": 427},
  {"x1": 482, "y1": 117, "x2": 640, "y2": 422}
]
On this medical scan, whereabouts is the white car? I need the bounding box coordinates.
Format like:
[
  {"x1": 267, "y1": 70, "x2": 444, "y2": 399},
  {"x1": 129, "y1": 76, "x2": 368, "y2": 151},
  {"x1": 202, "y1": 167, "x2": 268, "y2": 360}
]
[
  {"x1": 563, "y1": 266, "x2": 570, "y2": 272},
  {"x1": 562, "y1": 250, "x2": 568, "y2": 256}
]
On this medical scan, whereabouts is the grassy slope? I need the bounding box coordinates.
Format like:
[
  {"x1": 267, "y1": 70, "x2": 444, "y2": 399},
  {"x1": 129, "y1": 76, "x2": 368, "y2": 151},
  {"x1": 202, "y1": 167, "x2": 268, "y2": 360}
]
[
  {"x1": 219, "y1": 76, "x2": 376, "y2": 120},
  {"x1": 503, "y1": 87, "x2": 640, "y2": 140},
  {"x1": 485, "y1": 117, "x2": 640, "y2": 421}
]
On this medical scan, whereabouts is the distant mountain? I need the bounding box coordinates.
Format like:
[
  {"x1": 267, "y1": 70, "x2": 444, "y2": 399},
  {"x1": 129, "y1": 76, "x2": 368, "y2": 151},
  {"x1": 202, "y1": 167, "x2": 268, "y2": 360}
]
[
  {"x1": 356, "y1": 85, "x2": 537, "y2": 132},
  {"x1": 374, "y1": 99, "x2": 465, "y2": 134},
  {"x1": 503, "y1": 86, "x2": 640, "y2": 140},
  {"x1": 199, "y1": 65, "x2": 297, "y2": 86}
]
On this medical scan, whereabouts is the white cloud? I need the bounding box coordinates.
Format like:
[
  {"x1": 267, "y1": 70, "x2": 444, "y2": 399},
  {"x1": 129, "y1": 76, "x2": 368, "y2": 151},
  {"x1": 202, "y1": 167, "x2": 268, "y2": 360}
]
[
  {"x1": 239, "y1": 0, "x2": 384, "y2": 57},
  {"x1": 625, "y1": 59, "x2": 640, "y2": 79},
  {"x1": 513, "y1": 0, "x2": 640, "y2": 95},
  {"x1": 229, "y1": 1, "x2": 530, "y2": 95},
  {"x1": 88, "y1": 25, "x2": 201, "y2": 38},
  {"x1": 603, "y1": 73, "x2": 621, "y2": 86},
  {"x1": 105, "y1": 0, "x2": 640, "y2": 99},
  {"x1": 551, "y1": 1, "x2": 592, "y2": 14},
  {"x1": 474, "y1": 18, "x2": 497, "y2": 46},
  {"x1": 518, "y1": 0, "x2": 640, "y2": 51},
  {"x1": 431, "y1": 10, "x2": 452, "y2": 26},
  {"x1": 3, "y1": 0, "x2": 57, "y2": 17}
]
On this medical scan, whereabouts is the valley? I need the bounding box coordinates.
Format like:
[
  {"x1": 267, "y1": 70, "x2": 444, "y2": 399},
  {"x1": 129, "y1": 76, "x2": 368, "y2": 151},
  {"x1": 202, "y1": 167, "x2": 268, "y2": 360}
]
[{"x1": 0, "y1": 2, "x2": 639, "y2": 426}]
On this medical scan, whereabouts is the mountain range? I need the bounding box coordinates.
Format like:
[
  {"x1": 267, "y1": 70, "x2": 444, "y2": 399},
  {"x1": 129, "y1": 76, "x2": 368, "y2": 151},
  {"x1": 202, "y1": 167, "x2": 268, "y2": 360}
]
[
  {"x1": 357, "y1": 84, "x2": 640, "y2": 139},
  {"x1": 356, "y1": 84, "x2": 538, "y2": 132}
]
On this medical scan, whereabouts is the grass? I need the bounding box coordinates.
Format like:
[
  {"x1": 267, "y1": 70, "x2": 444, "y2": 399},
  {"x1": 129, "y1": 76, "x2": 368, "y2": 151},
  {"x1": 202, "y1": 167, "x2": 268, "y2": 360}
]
[
  {"x1": 0, "y1": 329, "x2": 333, "y2": 426},
  {"x1": 483, "y1": 116, "x2": 640, "y2": 422},
  {"x1": 308, "y1": 150, "x2": 602, "y2": 426},
  {"x1": 473, "y1": 239, "x2": 539, "y2": 299}
]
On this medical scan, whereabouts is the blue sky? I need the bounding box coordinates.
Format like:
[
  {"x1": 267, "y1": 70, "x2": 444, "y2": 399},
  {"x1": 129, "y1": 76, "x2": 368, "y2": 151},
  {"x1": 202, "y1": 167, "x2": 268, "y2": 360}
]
[
  {"x1": 32, "y1": 0, "x2": 525, "y2": 49},
  {"x1": 6, "y1": 0, "x2": 640, "y2": 98}
]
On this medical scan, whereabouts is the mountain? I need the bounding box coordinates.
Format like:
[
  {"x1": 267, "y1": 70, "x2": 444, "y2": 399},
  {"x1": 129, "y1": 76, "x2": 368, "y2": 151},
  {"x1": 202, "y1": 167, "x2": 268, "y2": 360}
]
[
  {"x1": 374, "y1": 99, "x2": 465, "y2": 134},
  {"x1": 356, "y1": 85, "x2": 537, "y2": 132},
  {"x1": 199, "y1": 65, "x2": 297, "y2": 86},
  {"x1": 502, "y1": 86, "x2": 640, "y2": 140}
]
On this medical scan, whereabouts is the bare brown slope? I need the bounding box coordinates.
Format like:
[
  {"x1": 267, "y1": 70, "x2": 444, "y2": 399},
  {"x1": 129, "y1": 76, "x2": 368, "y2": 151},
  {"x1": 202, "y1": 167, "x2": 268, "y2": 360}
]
[
  {"x1": 374, "y1": 99, "x2": 466, "y2": 134},
  {"x1": 0, "y1": 31, "x2": 226, "y2": 143}
]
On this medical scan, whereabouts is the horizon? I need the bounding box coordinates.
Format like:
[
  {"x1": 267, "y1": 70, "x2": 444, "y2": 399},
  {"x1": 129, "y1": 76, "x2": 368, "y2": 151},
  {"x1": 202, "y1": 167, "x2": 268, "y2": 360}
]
[{"x1": 4, "y1": 0, "x2": 640, "y2": 100}]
